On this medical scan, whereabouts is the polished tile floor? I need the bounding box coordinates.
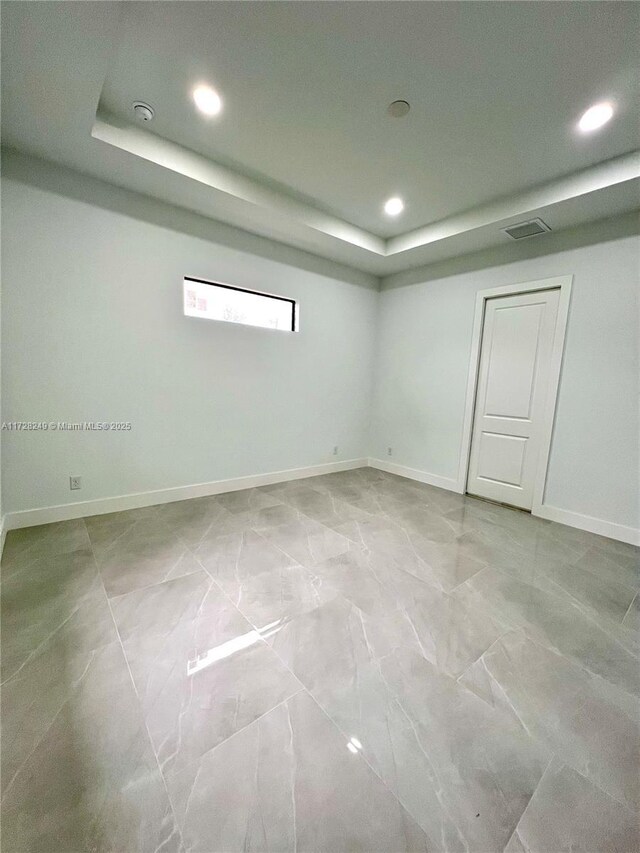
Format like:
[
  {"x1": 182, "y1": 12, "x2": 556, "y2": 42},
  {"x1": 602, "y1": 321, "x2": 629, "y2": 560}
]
[{"x1": 1, "y1": 468, "x2": 639, "y2": 852}]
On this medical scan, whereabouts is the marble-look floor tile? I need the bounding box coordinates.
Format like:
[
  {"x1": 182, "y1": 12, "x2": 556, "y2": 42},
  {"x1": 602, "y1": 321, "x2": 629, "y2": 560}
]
[
  {"x1": 215, "y1": 487, "x2": 283, "y2": 514},
  {"x1": 446, "y1": 499, "x2": 547, "y2": 550},
  {"x1": 110, "y1": 571, "x2": 301, "y2": 775},
  {"x1": 314, "y1": 549, "x2": 507, "y2": 677},
  {"x1": 1, "y1": 518, "x2": 90, "y2": 576},
  {"x1": 409, "y1": 483, "x2": 468, "y2": 515},
  {"x1": 266, "y1": 597, "x2": 378, "y2": 695},
  {"x1": 274, "y1": 484, "x2": 370, "y2": 526},
  {"x1": 306, "y1": 468, "x2": 383, "y2": 493},
  {"x1": 375, "y1": 648, "x2": 550, "y2": 851},
  {"x1": 466, "y1": 566, "x2": 640, "y2": 696},
  {"x1": 95, "y1": 516, "x2": 202, "y2": 597},
  {"x1": 313, "y1": 547, "x2": 406, "y2": 617},
  {"x1": 470, "y1": 538, "x2": 638, "y2": 631},
  {"x1": 369, "y1": 475, "x2": 430, "y2": 503},
  {"x1": 1, "y1": 641, "x2": 181, "y2": 853},
  {"x1": 223, "y1": 561, "x2": 338, "y2": 629},
  {"x1": 1, "y1": 548, "x2": 113, "y2": 682},
  {"x1": 380, "y1": 503, "x2": 467, "y2": 544},
  {"x1": 459, "y1": 630, "x2": 640, "y2": 810},
  {"x1": 194, "y1": 528, "x2": 298, "y2": 588},
  {"x1": 302, "y1": 472, "x2": 373, "y2": 505},
  {"x1": 504, "y1": 757, "x2": 639, "y2": 853},
  {"x1": 1, "y1": 580, "x2": 117, "y2": 791},
  {"x1": 517, "y1": 553, "x2": 636, "y2": 626},
  {"x1": 166, "y1": 690, "x2": 431, "y2": 853},
  {"x1": 84, "y1": 506, "x2": 160, "y2": 556},
  {"x1": 242, "y1": 502, "x2": 308, "y2": 529},
  {"x1": 453, "y1": 527, "x2": 533, "y2": 567},
  {"x1": 307, "y1": 642, "x2": 549, "y2": 852},
  {"x1": 572, "y1": 545, "x2": 640, "y2": 593},
  {"x1": 154, "y1": 496, "x2": 239, "y2": 547},
  {"x1": 403, "y1": 537, "x2": 488, "y2": 592},
  {"x1": 331, "y1": 514, "x2": 418, "y2": 555},
  {"x1": 256, "y1": 516, "x2": 354, "y2": 566},
  {"x1": 3, "y1": 474, "x2": 638, "y2": 853},
  {"x1": 537, "y1": 521, "x2": 627, "y2": 558}
]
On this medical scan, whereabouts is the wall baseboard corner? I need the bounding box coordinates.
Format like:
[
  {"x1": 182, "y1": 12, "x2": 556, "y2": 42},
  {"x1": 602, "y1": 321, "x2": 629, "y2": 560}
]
[
  {"x1": 0, "y1": 515, "x2": 6, "y2": 560},
  {"x1": 368, "y1": 457, "x2": 462, "y2": 494},
  {"x1": 368, "y1": 457, "x2": 638, "y2": 546},
  {"x1": 4, "y1": 458, "x2": 368, "y2": 531},
  {"x1": 533, "y1": 504, "x2": 640, "y2": 546}
]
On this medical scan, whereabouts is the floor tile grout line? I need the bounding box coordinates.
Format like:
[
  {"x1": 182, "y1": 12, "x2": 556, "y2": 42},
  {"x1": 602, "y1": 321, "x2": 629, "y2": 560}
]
[
  {"x1": 157, "y1": 688, "x2": 308, "y2": 792},
  {"x1": 1, "y1": 533, "x2": 108, "y2": 802},
  {"x1": 222, "y1": 542, "x2": 439, "y2": 845},
  {"x1": 554, "y1": 755, "x2": 640, "y2": 814},
  {"x1": 0, "y1": 589, "x2": 93, "y2": 687},
  {"x1": 485, "y1": 559, "x2": 636, "y2": 623},
  {"x1": 297, "y1": 679, "x2": 439, "y2": 842},
  {"x1": 104, "y1": 565, "x2": 208, "y2": 603},
  {"x1": 103, "y1": 532, "x2": 308, "y2": 812},
  {"x1": 0, "y1": 648, "x2": 99, "y2": 804},
  {"x1": 86, "y1": 518, "x2": 187, "y2": 853},
  {"x1": 179, "y1": 521, "x2": 428, "y2": 828},
  {"x1": 501, "y1": 753, "x2": 556, "y2": 853},
  {"x1": 456, "y1": 626, "x2": 640, "y2": 813},
  {"x1": 102, "y1": 597, "x2": 186, "y2": 852},
  {"x1": 621, "y1": 590, "x2": 637, "y2": 625},
  {"x1": 164, "y1": 544, "x2": 311, "y2": 755}
]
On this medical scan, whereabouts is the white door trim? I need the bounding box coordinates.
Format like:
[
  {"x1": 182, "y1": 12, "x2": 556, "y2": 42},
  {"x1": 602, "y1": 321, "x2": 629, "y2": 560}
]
[{"x1": 457, "y1": 274, "x2": 573, "y2": 514}]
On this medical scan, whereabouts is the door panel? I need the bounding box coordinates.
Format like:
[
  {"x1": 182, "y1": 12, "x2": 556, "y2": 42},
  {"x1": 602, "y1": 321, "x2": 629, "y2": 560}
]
[
  {"x1": 476, "y1": 432, "x2": 527, "y2": 488},
  {"x1": 467, "y1": 288, "x2": 560, "y2": 510},
  {"x1": 484, "y1": 304, "x2": 543, "y2": 418}
]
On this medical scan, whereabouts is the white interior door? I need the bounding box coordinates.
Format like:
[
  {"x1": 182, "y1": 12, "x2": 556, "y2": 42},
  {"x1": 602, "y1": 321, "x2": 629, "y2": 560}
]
[{"x1": 467, "y1": 288, "x2": 560, "y2": 510}]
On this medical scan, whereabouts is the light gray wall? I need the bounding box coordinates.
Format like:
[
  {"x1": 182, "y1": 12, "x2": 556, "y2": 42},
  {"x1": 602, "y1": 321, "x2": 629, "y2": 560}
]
[
  {"x1": 2, "y1": 152, "x2": 639, "y2": 534},
  {"x1": 1, "y1": 158, "x2": 378, "y2": 514},
  {"x1": 372, "y1": 225, "x2": 640, "y2": 529}
]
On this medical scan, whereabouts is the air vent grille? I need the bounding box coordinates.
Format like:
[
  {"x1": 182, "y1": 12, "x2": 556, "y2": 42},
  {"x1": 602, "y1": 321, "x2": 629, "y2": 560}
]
[{"x1": 502, "y1": 218, "x2": 551, "y2": 240}]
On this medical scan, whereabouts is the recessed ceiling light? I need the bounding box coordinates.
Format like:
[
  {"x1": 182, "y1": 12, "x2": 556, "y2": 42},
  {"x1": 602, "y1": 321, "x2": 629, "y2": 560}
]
[
  {"x1": 578, "y1": 101, "x2": 614, "y2": 133},
  {"x1": 192, "y1": 84, "x2": 222, "y2": 117},
  {"x1": 384, "y1": 197, "x2": 404, "y2": 216}
]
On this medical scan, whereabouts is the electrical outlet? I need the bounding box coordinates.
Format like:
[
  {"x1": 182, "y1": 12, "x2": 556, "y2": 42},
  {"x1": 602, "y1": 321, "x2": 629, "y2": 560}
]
[
  {"x1": 70, "y1": 476, "x2": 82, "y2": 491},
  {"x1": 333, "y1": 445, "x2": 339, "y2": 456},
  {"x1": 387, "y1": 447, "x2": 393, "y2": 456}
]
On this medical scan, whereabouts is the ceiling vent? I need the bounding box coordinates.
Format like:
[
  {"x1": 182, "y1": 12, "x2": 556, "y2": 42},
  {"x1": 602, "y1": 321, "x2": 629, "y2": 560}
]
[{"x1": 502, "y1": 218, "x2": 551, "y2": 240}]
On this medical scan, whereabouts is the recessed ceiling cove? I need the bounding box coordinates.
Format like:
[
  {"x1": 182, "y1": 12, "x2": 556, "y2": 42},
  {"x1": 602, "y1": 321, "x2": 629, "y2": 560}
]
[{"x1": 2, "y1": 1, "x2": 639, "y2": 275}]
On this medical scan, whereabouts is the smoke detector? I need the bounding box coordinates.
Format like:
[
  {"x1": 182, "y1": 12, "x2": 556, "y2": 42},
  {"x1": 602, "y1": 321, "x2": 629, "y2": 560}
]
[
  {"x1": 132, "y1": 101, "x2": 155, "y2": 123},
  {"x1": 502, "y1": 218, "x2": 551, "y2": 240},
  {"x1": 388, "y1": 100, "x2": 410, "y2": 118}
]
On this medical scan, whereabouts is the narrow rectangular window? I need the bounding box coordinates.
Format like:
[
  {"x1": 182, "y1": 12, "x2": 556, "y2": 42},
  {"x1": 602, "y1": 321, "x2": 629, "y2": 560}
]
[{"x1": 183, "y1": 277, "x2": 297, "y2": 332}]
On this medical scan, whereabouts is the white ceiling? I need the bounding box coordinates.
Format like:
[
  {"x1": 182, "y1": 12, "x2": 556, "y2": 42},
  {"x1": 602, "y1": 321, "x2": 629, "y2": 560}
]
[{"x1": 2, "y1": 1, "x2": 639, "y2": 276}]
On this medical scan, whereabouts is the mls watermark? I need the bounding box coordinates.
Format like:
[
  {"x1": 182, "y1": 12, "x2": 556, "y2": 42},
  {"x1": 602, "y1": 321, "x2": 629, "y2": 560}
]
[{"x1": 1, "y1": 421, "x2": 132, "y2": 431}]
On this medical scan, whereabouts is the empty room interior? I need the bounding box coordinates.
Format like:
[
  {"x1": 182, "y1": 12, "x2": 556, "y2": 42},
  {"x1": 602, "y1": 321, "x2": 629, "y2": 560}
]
[{"x1": 1, "y1": 2, "x2": 639, "y2": 851}]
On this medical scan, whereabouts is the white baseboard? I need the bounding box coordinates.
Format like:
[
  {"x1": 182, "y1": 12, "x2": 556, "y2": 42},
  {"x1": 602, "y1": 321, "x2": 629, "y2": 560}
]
[
  {"x1": 368, "y1": 457, "x2": 462, "y2": 494},
  {"x1": 534, "y1": 504, "x2": 640, "y2": 547},
  {"x1": 369, "y1": 457, "x2": 639, "y2": 546},
  {"x1": 4, "y1": 458, "x2": 368, "y2": 531},
  {"x1": 5, "y1": 457, "x2": 638, "y2": 547}
]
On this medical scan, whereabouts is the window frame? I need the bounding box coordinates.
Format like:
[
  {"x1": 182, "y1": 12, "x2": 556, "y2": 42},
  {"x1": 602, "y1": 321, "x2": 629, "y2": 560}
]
[{"x1": 183, "y1": 276, "x2": 298, "y2": 332}]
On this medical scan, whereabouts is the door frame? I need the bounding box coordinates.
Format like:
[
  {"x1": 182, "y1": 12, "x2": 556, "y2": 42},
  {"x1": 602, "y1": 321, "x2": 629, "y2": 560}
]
[{"x1": 456, "y1": 274, "x2": 573, "y2": 515}]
